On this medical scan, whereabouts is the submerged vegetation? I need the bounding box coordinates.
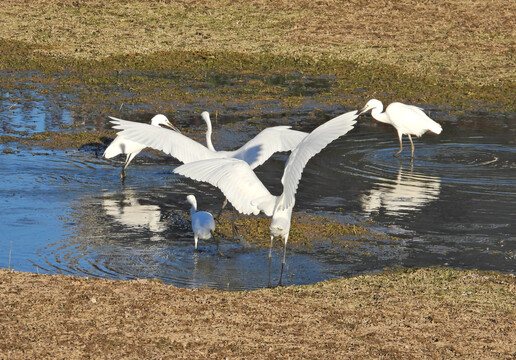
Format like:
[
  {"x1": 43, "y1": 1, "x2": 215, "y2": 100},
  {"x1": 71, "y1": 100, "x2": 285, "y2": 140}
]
[{"x1": 215, "y1": 211, "x2": 377, "y2": 248}]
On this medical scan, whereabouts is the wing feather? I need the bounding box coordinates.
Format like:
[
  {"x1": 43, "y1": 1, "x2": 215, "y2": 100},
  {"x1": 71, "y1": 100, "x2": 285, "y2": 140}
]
[
  {"x1": 279, "y1": 110, "x2": 358, "y2": 210},
  {"x1": 174, "y1": 158, "x2": 276, "y2": 216},
  {"x1": 109, "y1": 117, "x2": 218, "y2": 164},
  {"x1": 386, "y1": 103, "x2": 442, "y2": 136},
  {"x1": 229, "y1": 126, "x2": 308, "y2": 169}
]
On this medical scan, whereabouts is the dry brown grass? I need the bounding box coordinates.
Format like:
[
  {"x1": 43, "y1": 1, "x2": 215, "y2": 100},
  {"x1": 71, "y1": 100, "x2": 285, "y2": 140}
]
[
  {"x1": 1, "y1": 268, "x2": 514, "y2": 359},
  {"x1": 1, "y1": 0, "x2": 514, "y2": 87}
]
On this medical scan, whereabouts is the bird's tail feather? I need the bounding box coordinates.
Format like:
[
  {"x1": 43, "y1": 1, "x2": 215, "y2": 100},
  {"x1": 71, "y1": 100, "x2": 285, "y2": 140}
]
[{"x1": 429, "y1": 121, "x2": 442, "y2": 135}]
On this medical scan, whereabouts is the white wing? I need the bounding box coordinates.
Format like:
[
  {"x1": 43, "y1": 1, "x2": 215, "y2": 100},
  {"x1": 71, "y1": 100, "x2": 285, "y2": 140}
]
[
  {"x1": 109, "y1": 117, "x2": 219, "y2": 164},
  {"x1": 279, "y1": 110, "x2": 358, "y2": 210},
  {"x1": 173, "y1": 158, "x2": 276, "y2": 216},
  {"x1": 103, "y1": 135, "x2": 145, "y2": 158},
  {"x1": 228, "y1": 126, "x2": 308, "y2": 169}
]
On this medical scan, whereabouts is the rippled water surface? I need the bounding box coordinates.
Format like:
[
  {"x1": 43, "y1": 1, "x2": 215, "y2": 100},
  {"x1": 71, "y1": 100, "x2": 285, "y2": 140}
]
[{"x1": 1, "y1": 92, "x2": 514, "y2": 290}]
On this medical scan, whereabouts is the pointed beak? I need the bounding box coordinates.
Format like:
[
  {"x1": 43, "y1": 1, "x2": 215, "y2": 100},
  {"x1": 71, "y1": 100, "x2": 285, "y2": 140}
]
[
  {"x1": 163, "y1": 120, "x2": 181, "y2": 133},
  {"x1": 358, "y1": 106, "x2": 369, "y2": 116}
]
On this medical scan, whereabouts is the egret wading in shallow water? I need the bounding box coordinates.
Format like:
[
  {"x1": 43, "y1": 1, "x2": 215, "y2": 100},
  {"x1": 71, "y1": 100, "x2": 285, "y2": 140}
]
[
  {"x1": 110, "y1": 111, "x2": 308, "y2": 214},
  {"x1": 104, "y1": 114, "x2": 180, "y2": 181},
  {"x1": 358, "y1": 99, "x2": 442, "y2": 158},
  {"x1": 186, "y1": 194, "x2": 220, "y2": 255},
  {"x1": 174, "y1": 111, "x2": 358, "y2": 287}
]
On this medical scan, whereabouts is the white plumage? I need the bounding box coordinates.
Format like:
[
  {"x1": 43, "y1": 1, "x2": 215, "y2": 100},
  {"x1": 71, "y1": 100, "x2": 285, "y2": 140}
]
[
  {"x1": 359, "y1": 99, "x2": 442, "y2": 158},
  {"x1": 109, "y1": 111, "x2": 308, "y2": 170},
  {"x1": 186, "y1": 194, "x2": 216, "y2": 250},
  {"x1": 104, "y1": 114, "x2": 179, "y2": 180},
  {"x1": 174, "y1": 110, "x2": 358, "y2": 286}
]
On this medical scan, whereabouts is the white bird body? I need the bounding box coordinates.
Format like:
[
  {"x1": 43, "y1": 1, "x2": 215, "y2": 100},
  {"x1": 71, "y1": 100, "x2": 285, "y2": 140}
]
[
  {"x1": 174, "y1": 110, "x2": 358, "y2": 285},
  {"x1": 186, "y1": 194, "x2": 216, "y2": 249},
  {"x1": 359, "y1": 99, "x2": 442, "y2": 158},
  {"x1": 104, "y1": 114, "x2": 179, "y2": 179},
  {"x1": 109, "y1": 111, "x2": 308, "y2": 170}
]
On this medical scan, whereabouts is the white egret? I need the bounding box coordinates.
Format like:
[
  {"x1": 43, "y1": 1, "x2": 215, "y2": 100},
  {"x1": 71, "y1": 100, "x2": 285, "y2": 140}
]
[
  {"x1": 110, "y1": 111, "x2": 308, "y2": 218},
  {"x1": 173, "y1": 110, "x2": 358, "y2": 286},
  {"x1": 103, "y1": 114, "x2": 180, "y2": 180},
  {"x1": 358, "y1": 99, "x2": 442, "y2": 158},
  {"x1": 109, "y1": 111, "x2": 308, "y2": 170},
  {"x1": 186, "y1": 194, "x2": 218, "y2": 254}
]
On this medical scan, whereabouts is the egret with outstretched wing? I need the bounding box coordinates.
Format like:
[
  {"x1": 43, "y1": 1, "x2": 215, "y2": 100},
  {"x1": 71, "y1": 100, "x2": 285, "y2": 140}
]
[{"x1": 174, "y1": 110, "x2": 358, "y2": 286}]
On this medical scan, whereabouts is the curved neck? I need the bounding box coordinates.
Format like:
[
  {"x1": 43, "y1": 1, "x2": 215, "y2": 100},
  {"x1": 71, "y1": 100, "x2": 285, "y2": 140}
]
[
  {"x1": 371, "y1": 107, "x2": 391, "y2": 124},
  {"x1": 188, "y1": 197, "x2": 197, "y2": 217},
  {"x1": 203, "y1": 113, "x2": 216, "y2": 151},
  {"x1": 189, "y1": 204, "x2": 197, "y2": 217}
]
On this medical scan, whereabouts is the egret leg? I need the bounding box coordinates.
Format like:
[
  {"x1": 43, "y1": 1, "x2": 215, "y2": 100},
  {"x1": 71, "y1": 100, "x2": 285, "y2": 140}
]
[
  {"x1": 230, "y1": 208, "x2": 240, "y2": 238},
  {"x1": 278, "y1": 235, "x2": 289, "y2": 287},
  {"x1": 120, "y1": 153, "x2": 136, "y2": 181},
  {"x1": 268, "y1": 235, "x2": 274, "y2": 288},
  {"x1": 408, "y1": 134, "x2": 415, "y2": 159},
  {"x1": 394, "y1": 133, "x2": 403, "y2": 157},
  {"x1": 194, "y1": 235, "x2": 199, "y2": 251}
]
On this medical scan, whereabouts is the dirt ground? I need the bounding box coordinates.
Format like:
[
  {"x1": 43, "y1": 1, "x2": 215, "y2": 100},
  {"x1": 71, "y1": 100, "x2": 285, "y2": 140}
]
[{"x1": 1, "y1": 268, "x2": 515, "y2": 359}]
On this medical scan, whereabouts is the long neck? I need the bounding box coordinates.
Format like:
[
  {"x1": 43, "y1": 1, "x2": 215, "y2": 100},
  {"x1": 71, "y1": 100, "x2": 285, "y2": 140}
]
[
  {"x1": 371, "y1": 107, "x2": 391, "y2": 125},
  {"x1": 188, "y1": 199, "x2": 197, "y2": 217},
  {"x1": 203, "y1": 114, "x2": 216, "y2": 151}
]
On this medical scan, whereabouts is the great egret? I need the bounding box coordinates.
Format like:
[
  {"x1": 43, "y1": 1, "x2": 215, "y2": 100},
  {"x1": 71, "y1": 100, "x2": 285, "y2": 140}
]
[
  {"x1": 109, "y1": 111, "x2": 308, "y2": 170},
  {"x1": 110, "y1": 111, "x2": 308, "y2": 219},
  {"x1": 103, "y1": 114, "x2": 180, "y2": 180},
  {"x1": 174, "y1": 110, "x2": 358, "y2": 286},
  {"x1": 358, "y1": 99, "x2": 442, "y2": 158},
  {"x1": 186, "y1": 194, "x2": 218, "y2": 254}
]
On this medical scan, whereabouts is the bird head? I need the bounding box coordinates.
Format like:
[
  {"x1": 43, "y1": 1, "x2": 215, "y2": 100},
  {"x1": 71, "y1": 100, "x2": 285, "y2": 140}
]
[
  {"x1": 150, "y1": 114, "x2": 181, "y2": 133},
  {"x1": 358, "y1": 99, "x2": 383, "y2": 115},
  {"x1": 186, "y1": 194, "x2": 197, "y2": 208}
]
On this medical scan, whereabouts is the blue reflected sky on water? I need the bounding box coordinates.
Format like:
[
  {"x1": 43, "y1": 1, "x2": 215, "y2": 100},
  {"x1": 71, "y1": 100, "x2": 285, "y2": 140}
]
[{"x1": 0, "y1": 89, "x2": 514, "y2": 290}]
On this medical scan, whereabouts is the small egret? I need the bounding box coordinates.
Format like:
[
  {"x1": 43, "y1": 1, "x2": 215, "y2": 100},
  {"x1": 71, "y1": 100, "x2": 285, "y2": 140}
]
[
  {"x1": 186, "y1": 194, "x2": 218, "y2": 254},
  {"x1": 104, "y1": 114, "x2": 180, "y2": 180},
  {"x1": 358, "y1": 99, "x2": 442, "y2": 158},
  {"x1": 174, "y1": 110, "x2": 358, "y2": 286}
]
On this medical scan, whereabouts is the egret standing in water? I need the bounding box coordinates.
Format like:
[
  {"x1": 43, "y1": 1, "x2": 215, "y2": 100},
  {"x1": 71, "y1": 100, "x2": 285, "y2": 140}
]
[
  {"x1": 174, "y1": 111, "x2": 358, "y2": 286},
  {"x1": 186, "y1": 194, "x2": 219, "y2": 254},
  {"x1": 104, "y1": 114, "x2": 179, "y2": 181},
  {"x1": 358, "y1": 99, "x2": 442, "y2": 158}
]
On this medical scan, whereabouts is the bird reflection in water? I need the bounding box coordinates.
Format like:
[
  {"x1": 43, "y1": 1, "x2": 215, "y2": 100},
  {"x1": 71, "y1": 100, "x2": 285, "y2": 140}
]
[
  {"x1": 102, "y1": 190, "x2": 166, "y2": 241},
  {"x1": 361, "y1": 163, "x2": 441, "y2": 217}
]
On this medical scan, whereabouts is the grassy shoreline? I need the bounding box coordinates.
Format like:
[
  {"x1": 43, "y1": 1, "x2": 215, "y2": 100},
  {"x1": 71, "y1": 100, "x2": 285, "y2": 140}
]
[{"x1": 1, "y1": 0, "x2": 514, "y2": 113}]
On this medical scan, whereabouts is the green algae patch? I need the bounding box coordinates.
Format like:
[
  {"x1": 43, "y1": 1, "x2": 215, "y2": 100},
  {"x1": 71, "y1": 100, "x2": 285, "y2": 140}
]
[{"x1": 215, "y1": 210, "x2": 383, "y2": 248}]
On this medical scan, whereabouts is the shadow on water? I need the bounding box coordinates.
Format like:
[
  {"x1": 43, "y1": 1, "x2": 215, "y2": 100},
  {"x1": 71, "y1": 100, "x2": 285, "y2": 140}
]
[{"x1": 1, "y1": 78, "x2": 515, "y2": 290}]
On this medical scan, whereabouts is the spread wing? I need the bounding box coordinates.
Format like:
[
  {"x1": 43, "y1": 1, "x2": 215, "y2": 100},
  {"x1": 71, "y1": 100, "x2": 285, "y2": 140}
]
[
  {"x1": 109, "y1": 117, "x2": 218, "y2": 164},
  {"x1": 173, "y1": 158, "x2": 276, "y2": 216},
  {"x1": 230, "y1": 126, "x2": 308, "y2": 169},
  {"x1": 279, "y1": 110, "x2": 358, "y2": 210}
]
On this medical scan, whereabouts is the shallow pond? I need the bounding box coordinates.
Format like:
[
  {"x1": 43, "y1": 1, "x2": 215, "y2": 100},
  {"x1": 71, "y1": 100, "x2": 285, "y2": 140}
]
[{"x1": 1, "y1": 85, "x2": 515, "y2": 290}]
